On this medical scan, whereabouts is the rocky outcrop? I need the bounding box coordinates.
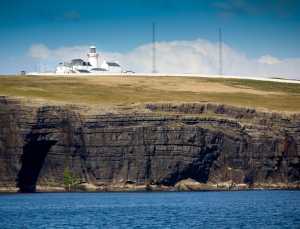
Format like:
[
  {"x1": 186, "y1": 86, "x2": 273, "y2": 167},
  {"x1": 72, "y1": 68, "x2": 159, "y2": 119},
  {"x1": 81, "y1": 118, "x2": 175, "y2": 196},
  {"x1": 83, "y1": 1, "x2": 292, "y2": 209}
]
[{"x1": 0, "y1": 97, "x2": 299, "y2": 192}]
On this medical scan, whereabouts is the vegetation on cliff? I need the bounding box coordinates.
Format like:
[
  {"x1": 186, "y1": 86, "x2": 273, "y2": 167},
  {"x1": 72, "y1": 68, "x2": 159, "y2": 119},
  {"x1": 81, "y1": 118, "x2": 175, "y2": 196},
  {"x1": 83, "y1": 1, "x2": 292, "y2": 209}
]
[{"x1": 63, "y1": 168, "x2": 80, "y2": 191}]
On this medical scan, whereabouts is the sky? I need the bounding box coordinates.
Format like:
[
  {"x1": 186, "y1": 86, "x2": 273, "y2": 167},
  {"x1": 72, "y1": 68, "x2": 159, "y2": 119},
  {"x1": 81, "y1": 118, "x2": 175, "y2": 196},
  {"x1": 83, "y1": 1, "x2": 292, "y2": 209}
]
[{"x1": 1, "y1": 0, "x2": 300, "y2": 78}]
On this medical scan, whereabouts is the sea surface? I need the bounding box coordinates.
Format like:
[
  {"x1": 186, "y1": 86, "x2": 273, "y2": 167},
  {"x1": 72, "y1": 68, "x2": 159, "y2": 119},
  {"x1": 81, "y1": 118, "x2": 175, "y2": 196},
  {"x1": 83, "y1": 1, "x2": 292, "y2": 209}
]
[{"x1": 0, "y1": 191, "x2": 299, "y2": 229}]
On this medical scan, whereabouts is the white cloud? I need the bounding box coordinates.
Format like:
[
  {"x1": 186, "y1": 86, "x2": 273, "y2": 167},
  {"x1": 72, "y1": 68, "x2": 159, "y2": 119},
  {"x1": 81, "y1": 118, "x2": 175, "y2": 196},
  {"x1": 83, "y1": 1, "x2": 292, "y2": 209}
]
[
  {"x1": 27, "y1": 39, "x2": 300, "y2": 79},
  {"x1": 29, "y1": 44, "x2": 89, "y2": 61},
  {"x1": 28, "y1": 44, "x2": 50, "y2": 59},
  {"x1": 258, "y1": 55, "x2": 282, "y2": 65}
]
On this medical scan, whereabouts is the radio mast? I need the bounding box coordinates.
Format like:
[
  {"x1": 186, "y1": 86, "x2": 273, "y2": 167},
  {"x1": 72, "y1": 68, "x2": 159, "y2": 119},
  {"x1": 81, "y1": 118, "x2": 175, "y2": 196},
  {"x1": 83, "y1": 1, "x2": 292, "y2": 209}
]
[
  {"x1": 218, "y1": 28, "x2": 223, "y2": 75},
  {"x1": 152, "y1": 22, "x2": 156, "y2": 73}
]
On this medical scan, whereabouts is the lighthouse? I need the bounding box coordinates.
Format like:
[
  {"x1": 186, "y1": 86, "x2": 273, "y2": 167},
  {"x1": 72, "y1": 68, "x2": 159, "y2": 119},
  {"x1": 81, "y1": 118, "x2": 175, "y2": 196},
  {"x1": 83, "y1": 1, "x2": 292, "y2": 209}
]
[
  {"x1": 87, "y1": 46, "x2": 99, "y2": 68},
  {"x1": 55, "y1": 45, "x2": 123, "y2": 74}
]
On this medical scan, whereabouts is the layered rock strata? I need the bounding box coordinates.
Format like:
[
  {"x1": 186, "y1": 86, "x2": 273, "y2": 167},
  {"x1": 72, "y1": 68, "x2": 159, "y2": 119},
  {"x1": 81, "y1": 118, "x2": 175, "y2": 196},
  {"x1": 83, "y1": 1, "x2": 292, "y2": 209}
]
[{"x1": 0, "y1": 97, "x2": 299, "y2": 192}]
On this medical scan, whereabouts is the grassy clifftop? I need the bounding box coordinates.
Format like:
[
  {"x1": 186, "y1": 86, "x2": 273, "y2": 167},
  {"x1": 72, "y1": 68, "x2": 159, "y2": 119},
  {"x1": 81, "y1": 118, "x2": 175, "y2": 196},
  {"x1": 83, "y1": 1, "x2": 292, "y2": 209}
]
[{"x1": 0, "y1": 75, "x2": 300, "y2": 112}]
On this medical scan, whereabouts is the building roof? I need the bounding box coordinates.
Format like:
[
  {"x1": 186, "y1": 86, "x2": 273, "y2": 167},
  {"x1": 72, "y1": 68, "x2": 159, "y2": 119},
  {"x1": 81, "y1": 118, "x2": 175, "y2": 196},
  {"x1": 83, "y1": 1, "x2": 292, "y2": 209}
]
[
  {"x1": 106, "y1": 62, "x2": 120, "y2": 67},
  {"x1": 59, "y1": 62, "x2": 72, "y2": 67},
  {"x1": 71, "y1": 59, "x2": 84, "y2": 65},
  {"x1": 91, "y1": 68, "x2": 107, "y2": 71},
  {"x1": 76, "y1": 69, "x2": 90, "y2": 73}
]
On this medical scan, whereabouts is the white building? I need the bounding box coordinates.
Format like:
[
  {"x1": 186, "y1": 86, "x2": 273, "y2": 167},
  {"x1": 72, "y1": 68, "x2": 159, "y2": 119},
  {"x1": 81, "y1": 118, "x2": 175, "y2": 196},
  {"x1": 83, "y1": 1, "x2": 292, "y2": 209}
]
[
  {"x1": 55, "y1": 46, "x2": 122, "y2": 74},
  {"x1": 56, "y1": 63, "x2": 74, "y2": 74}
]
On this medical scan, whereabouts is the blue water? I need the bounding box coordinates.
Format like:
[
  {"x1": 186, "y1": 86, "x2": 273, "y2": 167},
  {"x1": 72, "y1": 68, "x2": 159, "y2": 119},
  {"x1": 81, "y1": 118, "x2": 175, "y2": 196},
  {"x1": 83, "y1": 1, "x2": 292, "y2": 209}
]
[{"x1": 0, "y1": 191, "x2": 299, "y2": 229}]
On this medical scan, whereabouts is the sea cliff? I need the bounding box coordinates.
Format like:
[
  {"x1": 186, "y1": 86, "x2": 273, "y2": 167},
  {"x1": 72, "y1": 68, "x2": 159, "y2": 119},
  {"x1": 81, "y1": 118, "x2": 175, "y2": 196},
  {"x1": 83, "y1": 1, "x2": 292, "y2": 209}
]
[{"x1": 0, "y1": 96, "x2": 299, "y2": 192}]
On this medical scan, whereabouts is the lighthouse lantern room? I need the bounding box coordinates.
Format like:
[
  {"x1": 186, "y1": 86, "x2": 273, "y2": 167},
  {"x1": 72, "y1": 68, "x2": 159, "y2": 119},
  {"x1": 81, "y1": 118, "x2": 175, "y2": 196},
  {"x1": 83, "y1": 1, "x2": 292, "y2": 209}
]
[{"x1": 87, "y1": 46, "x2": 99, "y2": 68}]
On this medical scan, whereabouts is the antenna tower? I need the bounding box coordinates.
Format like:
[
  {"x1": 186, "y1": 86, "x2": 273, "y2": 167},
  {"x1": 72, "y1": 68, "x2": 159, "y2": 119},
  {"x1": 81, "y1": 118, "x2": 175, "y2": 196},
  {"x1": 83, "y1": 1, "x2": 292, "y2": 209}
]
[
  {"x1": 152, "y1": 22, "x2": 156, "y2": 73},
  {"x1": 218, "y1": 28, "x2": 223, "y2": 75}
]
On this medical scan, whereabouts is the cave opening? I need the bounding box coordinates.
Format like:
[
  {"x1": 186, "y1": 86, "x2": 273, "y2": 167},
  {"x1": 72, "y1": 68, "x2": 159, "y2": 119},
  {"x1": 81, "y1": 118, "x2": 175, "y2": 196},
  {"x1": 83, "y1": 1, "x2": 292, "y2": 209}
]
[
  {"x1": 17, "y1": 134, "x2": 56, "y2": 193},
  {"x1": 159, "y1": 145, "x2": 221, "y2": 186}
]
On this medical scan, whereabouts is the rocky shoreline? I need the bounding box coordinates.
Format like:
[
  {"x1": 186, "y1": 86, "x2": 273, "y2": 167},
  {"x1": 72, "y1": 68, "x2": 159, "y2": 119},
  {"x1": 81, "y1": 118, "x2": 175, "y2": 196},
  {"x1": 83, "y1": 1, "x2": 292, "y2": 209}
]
[{"x1": 1, "y1": 180, "x2": 300, "y2": 193}]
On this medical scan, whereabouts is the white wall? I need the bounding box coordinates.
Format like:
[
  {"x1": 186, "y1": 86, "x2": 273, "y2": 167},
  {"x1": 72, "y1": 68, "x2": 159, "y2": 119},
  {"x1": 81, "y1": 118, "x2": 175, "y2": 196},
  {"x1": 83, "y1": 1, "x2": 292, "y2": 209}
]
[{"x1": 87, "y1": 53, "x2": 99, "y2": 68}]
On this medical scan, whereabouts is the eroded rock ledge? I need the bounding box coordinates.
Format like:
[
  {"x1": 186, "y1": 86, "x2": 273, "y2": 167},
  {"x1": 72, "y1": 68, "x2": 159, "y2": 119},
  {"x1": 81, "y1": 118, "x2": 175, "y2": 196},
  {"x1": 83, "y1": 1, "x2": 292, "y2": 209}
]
[{"x1": 0, "y1": 97, "x2": 299, "y2": 192}]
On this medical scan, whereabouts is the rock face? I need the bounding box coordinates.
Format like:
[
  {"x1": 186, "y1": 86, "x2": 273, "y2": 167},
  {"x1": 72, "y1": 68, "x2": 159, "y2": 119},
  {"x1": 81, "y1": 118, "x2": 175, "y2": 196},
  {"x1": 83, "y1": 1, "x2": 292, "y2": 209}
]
[{"x1": 0, "y1": 97, "x2": 299, "y2": 192}]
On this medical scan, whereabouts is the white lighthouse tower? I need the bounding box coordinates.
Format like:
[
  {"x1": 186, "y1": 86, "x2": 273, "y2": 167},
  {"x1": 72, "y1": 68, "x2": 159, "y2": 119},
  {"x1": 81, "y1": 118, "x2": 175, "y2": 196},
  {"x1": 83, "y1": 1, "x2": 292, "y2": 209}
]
[{"x1": 87, "y1": 46, "x2": 99, "y2": 68}]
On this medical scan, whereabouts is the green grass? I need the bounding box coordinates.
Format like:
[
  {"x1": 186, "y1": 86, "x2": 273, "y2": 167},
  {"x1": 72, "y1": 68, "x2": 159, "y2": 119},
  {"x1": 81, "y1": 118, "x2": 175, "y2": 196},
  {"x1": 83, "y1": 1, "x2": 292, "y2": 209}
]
[{"x1": 0, "y1": 75, "x2": 300, "y2": 112}]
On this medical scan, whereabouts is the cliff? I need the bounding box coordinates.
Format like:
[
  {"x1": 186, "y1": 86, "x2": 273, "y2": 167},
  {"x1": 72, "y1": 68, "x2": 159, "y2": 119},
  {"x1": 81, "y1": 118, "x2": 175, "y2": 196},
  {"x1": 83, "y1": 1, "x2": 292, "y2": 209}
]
[{"x1": 0, "y1": 96, "x2": 299, "y2": 192}]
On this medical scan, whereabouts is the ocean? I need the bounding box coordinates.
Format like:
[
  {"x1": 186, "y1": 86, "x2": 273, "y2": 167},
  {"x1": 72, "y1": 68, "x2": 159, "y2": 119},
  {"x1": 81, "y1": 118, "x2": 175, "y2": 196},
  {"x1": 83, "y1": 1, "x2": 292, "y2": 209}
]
[{"x1": 0, "y1": 191, "x2": 299, "y2": 228}]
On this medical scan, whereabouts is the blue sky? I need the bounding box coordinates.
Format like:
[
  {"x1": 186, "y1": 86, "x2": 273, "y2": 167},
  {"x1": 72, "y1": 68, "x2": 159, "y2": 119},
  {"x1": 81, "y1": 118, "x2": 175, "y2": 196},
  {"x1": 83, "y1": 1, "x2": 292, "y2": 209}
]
[{"x1": 1, "y1": 0, "x2": 300, "y2": 77}]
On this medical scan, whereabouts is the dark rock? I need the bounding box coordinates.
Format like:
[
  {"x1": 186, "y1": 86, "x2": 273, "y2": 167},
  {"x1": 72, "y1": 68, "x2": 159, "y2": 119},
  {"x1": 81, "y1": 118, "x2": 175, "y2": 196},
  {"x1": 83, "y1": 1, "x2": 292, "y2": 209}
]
[{"x1": 0, "y1": 97, "x2": 299, "y2": 192}]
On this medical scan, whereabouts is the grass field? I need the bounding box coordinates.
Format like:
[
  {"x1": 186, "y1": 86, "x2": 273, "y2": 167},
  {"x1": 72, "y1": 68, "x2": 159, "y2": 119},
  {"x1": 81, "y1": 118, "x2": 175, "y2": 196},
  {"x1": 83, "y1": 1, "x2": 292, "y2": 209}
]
[{"x1": 0, "y1": 75, "x2": 300, "y2": 112}]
